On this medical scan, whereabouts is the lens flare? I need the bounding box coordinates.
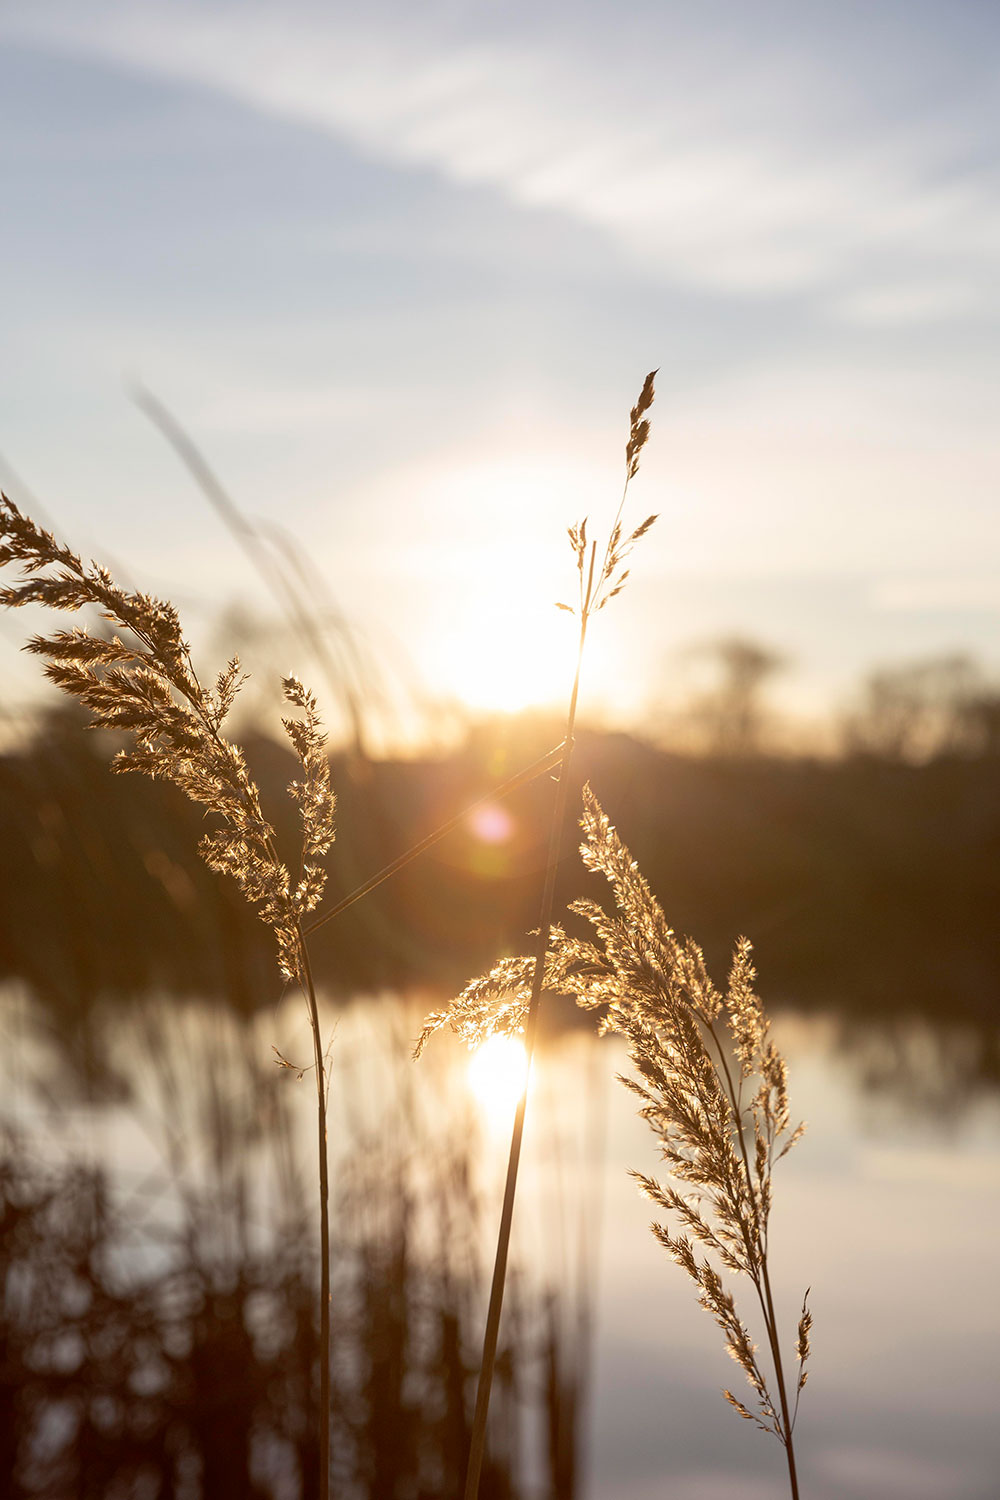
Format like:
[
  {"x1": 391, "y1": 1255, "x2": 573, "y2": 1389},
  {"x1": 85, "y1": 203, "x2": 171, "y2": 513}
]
[{"x1": 467, "y1": 802, "x2": 514, "y2": 844}]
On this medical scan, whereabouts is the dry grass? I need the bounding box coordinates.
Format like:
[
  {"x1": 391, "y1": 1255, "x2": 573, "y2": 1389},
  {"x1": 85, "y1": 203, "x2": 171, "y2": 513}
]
[
  {"x1": 422, "y1": 784, "x2": 812, "y2": 1499},
  {"x1": 556, "y1": 788, "x2": 810, "y2": 1497},
  {"x1": 0, "y1": 493, "x2": 337, "y2": 1500},
  {"x1": 0, "y1": 368, "x2": 812, "y2": 1496}
]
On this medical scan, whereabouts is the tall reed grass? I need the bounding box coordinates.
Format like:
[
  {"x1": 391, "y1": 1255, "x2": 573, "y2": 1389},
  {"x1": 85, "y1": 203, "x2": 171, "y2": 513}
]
[
  {"x1": 0, "y1": 496, "x2": 338, "y2": 1498},
  {"x1": 418, "y1": 371, "x2": 659, "y2": 1500},
  {"x1": 417, "y1": 373, "x2": 813, "y2": 1497},
  {"x1": 2, "y1": 368, "x2": 816, "y2": 1497},
  {"x1": 422, "y1": 784, "x2": 812, "y2": 1497}
]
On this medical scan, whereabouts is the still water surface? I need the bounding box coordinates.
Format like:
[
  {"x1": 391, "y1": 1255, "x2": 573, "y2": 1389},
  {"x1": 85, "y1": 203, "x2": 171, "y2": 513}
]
[{"x1": 4, "y1": 990, "x2": 998, "y2": 1500}]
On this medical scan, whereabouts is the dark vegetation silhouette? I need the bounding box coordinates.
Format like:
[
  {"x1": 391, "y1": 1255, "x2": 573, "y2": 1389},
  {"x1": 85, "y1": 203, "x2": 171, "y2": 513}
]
[
  {"x1": 3, "y1": 702, "x2": 999, "y2": 1055},
  {"x1": 683, "y1": 636, "x2": 787, "y2": 757},
  {"x1": 843, "y1": 651, "x2": 1000, "y2": 760}
]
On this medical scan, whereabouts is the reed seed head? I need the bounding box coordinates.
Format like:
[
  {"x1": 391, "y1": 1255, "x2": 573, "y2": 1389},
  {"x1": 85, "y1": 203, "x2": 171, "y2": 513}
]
[
  {"x1": 0, "y1": 493, "x2": 336, "y2": 985},
  {"x1": 559, "y1": 373, "x2": 659, "y2": 620},
  {"x1": 418, "y1": 780, "x2": 811, "y2": 1448}
]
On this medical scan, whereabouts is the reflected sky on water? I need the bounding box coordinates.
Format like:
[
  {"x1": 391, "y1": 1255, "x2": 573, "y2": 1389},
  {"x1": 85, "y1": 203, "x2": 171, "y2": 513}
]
[{"x1": 2, "y1": 989, "x2": 998, "y2": 1499}]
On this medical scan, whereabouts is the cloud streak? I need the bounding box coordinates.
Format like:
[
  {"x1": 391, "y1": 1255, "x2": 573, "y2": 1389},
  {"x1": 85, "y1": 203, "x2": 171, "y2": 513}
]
[{"x1": 6, "y1": 0, "x2": 1000, "y2": 315}]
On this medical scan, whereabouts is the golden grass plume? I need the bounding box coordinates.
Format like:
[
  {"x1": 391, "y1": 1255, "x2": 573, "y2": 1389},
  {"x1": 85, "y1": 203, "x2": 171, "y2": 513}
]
[
  {"x1": 419, "y1": 782, "x2": 811, "y2": 1494},
  {"x1": 0, "y1": 492, "x2": 335, "y2": 984}
]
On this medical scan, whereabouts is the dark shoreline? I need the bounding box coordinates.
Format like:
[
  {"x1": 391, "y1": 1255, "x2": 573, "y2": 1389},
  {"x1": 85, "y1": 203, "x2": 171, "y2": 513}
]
[{"x1": 2, "y1": 707, "x2": 998, "y2": 1033}]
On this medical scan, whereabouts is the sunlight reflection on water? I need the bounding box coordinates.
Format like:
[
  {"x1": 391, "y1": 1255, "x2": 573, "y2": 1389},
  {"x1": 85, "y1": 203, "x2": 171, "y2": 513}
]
[
  {"x1": 2, "y1": 988, "x2": 998, "y2": 1499},
  {"x1": 466, "y1": 1032, "x2": 531, "y2": 1128}
]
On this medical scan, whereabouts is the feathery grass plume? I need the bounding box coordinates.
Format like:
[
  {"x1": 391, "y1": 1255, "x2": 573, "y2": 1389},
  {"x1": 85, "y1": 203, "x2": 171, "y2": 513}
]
[
  {"x1": 0, "y1": 492, "x2": 337, "y2": 1500},
  {"x1": 556, "y1": 788, "x2": 809, "y2": 1497},
  {"x1": 418, "y1": 372, "x2": 659, "y2": 1500},
  {"x1": 422, "y1": 784, "x2": 811, "y2": 1499}
]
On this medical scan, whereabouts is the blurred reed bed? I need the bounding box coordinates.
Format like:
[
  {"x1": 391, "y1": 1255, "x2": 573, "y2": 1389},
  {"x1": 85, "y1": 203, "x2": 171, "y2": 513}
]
[{"x1": 0, "y1": 995, "x2": 587, "y2": 1500}]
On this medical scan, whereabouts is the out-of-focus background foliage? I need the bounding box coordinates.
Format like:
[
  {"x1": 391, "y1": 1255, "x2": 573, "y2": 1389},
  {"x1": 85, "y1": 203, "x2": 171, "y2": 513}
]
[{"x1": 2, "y1": 4, "x2": 999, "y2": 1498}]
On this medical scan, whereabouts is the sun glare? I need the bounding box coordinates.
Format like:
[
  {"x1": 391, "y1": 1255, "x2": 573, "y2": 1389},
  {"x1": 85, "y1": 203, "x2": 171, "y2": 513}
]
[
  {"x1": 467, "y1": 1034, "x2": 530, "y2": 1126},
  {"x1": 410, "y1": 454, "x2": 601, "y2": 715},
  {"x1": 438, "y1": 600, "x2": 575, "y2": 714}
]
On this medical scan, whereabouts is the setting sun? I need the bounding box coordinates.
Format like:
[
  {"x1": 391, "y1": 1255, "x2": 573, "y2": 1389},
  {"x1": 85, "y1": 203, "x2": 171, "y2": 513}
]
[
  {"x1": 395, "y1": 453, "x2": 600, "y2": 716},
  {"x1": 438, "y1": 602, "x2": 575, "y2": 713},
  {"x1": 467, "y1": 1034, "x2": 530, "y2": 1125}
]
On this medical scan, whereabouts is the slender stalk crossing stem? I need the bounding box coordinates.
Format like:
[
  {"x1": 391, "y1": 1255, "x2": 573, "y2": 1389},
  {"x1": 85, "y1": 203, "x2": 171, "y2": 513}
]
[
  {"x1": 463, "y1": 619, "x2": 589, "y2": 1500},
  {"x1": 296, "y1": 740, "x2": 565, "y2": 1497},
  {"x1": 304, "y1": 742, "x2": 566, "y2": 938},
  {"x1": 299, "y1": 938, "x2": 331, "y2": 1500}
]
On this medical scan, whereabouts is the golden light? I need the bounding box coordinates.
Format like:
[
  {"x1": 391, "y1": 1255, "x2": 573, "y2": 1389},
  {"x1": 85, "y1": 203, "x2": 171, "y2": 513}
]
[
  {"x1": 467, "y1": 1034, "x2": 530, "y2": 1126},
  {"x1": 466, "y1": 801, "x2": 514, "y2": 844},
  {"x1": 405, "y1": 454, "x2": 591, "y2": 716},
  {"x1": 437, "y1": 599, "x2": 575, "y2": 715}
]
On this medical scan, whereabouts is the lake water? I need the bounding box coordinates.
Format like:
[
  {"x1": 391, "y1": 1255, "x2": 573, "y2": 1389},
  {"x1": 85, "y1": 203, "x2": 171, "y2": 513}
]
[{"x1": 3, "y1": 987, "x2": 998, "y2": 1499}]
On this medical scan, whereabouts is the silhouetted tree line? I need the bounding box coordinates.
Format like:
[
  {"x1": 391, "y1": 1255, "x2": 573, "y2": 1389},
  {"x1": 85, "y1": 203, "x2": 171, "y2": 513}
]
[
  {"x1": 1, "y1": 673, "x2": 998, "y2": 1497},
  {"x1": 843, "y1": 651, "x2": 1000, "y2": 761},
  {"x1": 661, "y1": 637, "x2": 1000, "y2": 760},
  {"x1": 1, "y1": 700, "x2": 999, "y2": 1034}
]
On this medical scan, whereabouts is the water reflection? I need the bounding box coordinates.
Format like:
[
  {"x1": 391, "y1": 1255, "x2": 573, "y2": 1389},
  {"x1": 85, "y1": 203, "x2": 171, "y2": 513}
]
[
  {"x1": 1, "y1": 990, "x2": 998, "y2": 1498},
  {"x1": 0, "y1": 989, "x2": 586, "y2": 1499},
  {"x1": 588, "y1": 1011, "x2": 1000, "y2": 1500},
  {"x1": 827, "y1": 1013, "x2": 1000, "y2": 1119},
  {"x1": 467, "y1": 1036, "x2": 531, "y2": 1130}
]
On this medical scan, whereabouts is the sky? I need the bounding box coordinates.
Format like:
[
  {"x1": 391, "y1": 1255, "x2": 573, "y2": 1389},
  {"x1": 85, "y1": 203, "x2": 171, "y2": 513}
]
[{"x1": 2, "y1": 0, "x2": 999, "y2": 748}]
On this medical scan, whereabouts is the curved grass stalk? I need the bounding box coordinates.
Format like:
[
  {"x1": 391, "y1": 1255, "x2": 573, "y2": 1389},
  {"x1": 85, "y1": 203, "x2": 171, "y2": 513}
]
[{"x1": 130, "y1": 380, "x2": 370, "y2": 761}]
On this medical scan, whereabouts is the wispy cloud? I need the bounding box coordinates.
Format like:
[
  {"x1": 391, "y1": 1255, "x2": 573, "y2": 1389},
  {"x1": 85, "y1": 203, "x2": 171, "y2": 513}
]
[
  {"x1": 834, "y1": 279, "x2": 979, "y2": 327},
  {"x1": 6, "y1": 0, "x2": 1000, "y2": 315}
]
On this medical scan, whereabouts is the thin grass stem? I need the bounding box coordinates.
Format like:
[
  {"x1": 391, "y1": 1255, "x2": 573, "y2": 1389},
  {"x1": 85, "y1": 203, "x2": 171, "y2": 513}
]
[
  {"x1": 463, "y1": 620, "x2": 588, "y2": 1500},
  {"x1": 705, "y1": 1016, "x2": 801, "y2": 1499},
  {"x1": 131, "y1": 381, "x2": 368, "y2": 758},
  {"x1": 442, "y1": 372, "x2": 658, "y2": 1499},
  {"x1": 298, "y1": 937, "x2": 331, "y2": 1500},
  {"x1": 304, "y1": 741, "x2": 566, "y2": 938}
]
